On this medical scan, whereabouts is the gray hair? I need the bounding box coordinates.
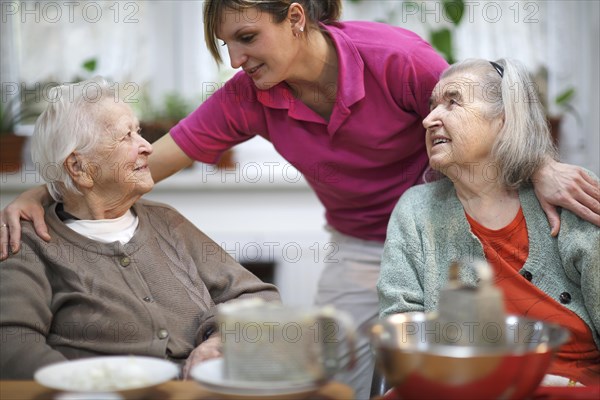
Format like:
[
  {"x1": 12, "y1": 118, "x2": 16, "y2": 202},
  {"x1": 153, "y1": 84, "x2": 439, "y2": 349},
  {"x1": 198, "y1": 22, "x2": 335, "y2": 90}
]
[
  {"x1": 31, "y1": 77, "x2": 116, "y2": 201},
  {"x1": 440, "y1": 58, "x2": 556, "y2": 189}
]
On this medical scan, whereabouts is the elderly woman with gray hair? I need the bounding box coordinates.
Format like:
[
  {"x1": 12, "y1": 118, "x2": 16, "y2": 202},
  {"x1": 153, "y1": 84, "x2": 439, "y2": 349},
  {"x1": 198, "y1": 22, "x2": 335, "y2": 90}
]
[
  {"x1": 378, "y1": 59, "x2": 599, "y2": 386},
  {"x1": 0, "y1": 78, "x2": 279, "y2": 380}
]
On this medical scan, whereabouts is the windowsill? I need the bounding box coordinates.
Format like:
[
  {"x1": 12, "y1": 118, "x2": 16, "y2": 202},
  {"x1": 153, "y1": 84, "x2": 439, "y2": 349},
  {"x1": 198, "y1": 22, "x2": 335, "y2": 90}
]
[{"x1": 1, "y1": 137, "x2": 310, "y2": 193}]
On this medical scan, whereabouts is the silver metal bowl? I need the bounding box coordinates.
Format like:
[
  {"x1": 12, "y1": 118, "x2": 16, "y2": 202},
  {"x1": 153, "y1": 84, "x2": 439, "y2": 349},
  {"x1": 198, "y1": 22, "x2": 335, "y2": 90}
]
[{"x1": 369, "y1": 313, "x2": 570, "y2": 400}]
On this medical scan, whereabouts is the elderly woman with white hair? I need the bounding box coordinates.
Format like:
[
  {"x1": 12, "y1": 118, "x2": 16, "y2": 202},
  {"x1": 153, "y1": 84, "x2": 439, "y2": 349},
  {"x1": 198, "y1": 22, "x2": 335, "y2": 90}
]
[
  {"x1": 378, "y1": 59, "x2": 599, "y2": 386},
  {"x1": 0, "y1": 78, "x2": 279, "y2": 380}
]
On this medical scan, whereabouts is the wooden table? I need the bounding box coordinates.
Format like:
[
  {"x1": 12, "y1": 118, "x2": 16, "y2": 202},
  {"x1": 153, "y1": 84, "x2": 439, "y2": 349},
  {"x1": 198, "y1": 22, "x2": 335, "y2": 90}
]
[
  {"x1": 0, "y1": 380, "x2": 354, "y2": 400},
  {"x1": 372, "y1": 385, "x2": 600, "y2": 400}
]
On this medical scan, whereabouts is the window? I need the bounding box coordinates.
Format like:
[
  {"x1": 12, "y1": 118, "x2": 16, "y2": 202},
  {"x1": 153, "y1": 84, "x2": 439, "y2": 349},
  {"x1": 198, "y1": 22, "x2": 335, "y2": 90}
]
[{"x1": 2, "y1": 0, "x2": 598, "y2": 174}]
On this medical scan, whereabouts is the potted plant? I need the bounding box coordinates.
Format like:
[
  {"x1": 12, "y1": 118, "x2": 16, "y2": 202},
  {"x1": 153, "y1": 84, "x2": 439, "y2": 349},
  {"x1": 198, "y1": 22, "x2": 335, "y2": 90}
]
[
  {"x1": 547, "y1": 88, "x2": 577, "y2": 145},
  {"x1": 138, "y1": 91, "x2": 192, "y2": 144},
  {"x1": 0, "y1": 59, "x2": 96, "y2": 173},
  {"x1": 532, "y1": 66, "x2": 580, "y2": 145},
  {"x1": 137, "y1": 91, "x2": 235, "y2": 169},
  {"x1": 0, "y1": 94, "x2": 37, "y2": 173}
]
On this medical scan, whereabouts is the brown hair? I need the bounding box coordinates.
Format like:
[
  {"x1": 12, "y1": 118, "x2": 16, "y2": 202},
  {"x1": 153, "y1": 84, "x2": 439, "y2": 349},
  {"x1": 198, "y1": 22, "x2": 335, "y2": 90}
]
[{"x1": 203, "y1": 0, "x2": 342, "y2": 63}]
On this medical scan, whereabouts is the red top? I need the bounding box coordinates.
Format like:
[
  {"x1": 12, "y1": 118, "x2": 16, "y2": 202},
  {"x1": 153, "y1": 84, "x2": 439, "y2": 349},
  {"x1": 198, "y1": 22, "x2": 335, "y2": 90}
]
[
  {"x1": 170, "y1": 21, "x2": 448, "y2": 242},
  {"x1": 467, "y1": 208, "x2": 600, "y2": 386}
]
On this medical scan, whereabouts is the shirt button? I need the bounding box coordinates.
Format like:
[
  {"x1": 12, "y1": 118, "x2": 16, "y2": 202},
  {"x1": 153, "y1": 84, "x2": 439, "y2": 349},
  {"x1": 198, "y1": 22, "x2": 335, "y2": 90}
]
[
  {"x1": 521, "y1": 270, "x2": 533, "y2": 281},
  {"x1": 559, "y1": 292, "x2": 572, "y2": 304},
  {"x1": 157, "y1": 329, "x2": 169, "y2": 340},
  {"x1": 143, "y1": 296, "x2": 152, "y2": 303},
  {"x1": 120, "y1": 257, "x2": 131, "y2": 267}
]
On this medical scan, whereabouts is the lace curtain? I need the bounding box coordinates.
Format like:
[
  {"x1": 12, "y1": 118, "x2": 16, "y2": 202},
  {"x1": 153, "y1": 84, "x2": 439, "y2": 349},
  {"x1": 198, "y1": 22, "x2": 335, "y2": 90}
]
[
  {"x1": 2, "y1": 0, "x2": 598, "y2": 173},
  {"x1": 343, "y1": 0, "x2": 599, "y2": 173}
]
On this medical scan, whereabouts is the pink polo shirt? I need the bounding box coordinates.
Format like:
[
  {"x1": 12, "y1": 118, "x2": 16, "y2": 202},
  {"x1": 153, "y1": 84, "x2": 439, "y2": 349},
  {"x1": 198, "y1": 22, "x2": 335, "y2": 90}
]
[{"x1": 170, "y1": 21, "x2": 448, "y2": 242}]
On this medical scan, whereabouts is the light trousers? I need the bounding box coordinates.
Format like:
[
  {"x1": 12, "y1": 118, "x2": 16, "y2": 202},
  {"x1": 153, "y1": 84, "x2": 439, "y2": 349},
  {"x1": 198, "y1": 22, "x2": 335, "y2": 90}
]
[{"x1": 314, "y1": 228, "x2": 384, "y2": 400}]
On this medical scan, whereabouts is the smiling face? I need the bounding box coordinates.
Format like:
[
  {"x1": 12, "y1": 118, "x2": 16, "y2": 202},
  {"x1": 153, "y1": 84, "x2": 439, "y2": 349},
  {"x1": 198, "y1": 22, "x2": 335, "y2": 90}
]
[
  {"x1": 423, "y1": 73, "x2": 504, "y2": 177},
  {"x1": 216, "y1": 6, "x2": 301, "y2": 90},
  {"x1": 83, "y1": 100, "x2": 154, "y2": 204}
]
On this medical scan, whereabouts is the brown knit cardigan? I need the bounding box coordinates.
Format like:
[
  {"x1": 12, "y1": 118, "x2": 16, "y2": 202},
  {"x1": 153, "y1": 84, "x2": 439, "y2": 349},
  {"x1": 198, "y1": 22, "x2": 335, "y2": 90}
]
[{"x1": 0, "y1": 199, "x2": 280, "y2": 379}]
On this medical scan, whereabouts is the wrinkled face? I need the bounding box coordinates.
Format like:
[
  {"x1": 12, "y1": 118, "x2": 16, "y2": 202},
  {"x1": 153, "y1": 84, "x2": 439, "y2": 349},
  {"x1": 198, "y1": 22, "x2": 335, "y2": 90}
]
[
  {"x1": 84, "y1": 100, "x2": 154, "y2": 202},
  {"x1": 423, "y1": 73, "x2": 503, "y2": 176},
  {"x1": 216, "y1": 6, "x2": 299, "y2": 90}
]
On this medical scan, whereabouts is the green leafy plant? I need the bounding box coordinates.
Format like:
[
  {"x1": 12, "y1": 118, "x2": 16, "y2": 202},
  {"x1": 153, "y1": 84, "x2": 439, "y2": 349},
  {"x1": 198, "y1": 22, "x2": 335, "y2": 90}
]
[
  {"x1": 81, "y1": 58, "x2": 97, "y2": 73},
  {"x1": 554, "y1": 87, "x2": 580, "y2": 123},
  {"x1": 532, "y1": 66, "x2": 580, "y2": 144},
  {"x1": 0, "y1": 95, "x2": 38, "y2": 135},
  {"x1": 349, "y1": 0, "x2": 465, "y2": 64},
  {"x1": 533, "y1": 66, "x2": 579, "y2": 122},
  {"x1": 134, "y1": 90, "x2": 195, "y2": 144},
  {"x1": 0, "y1": 88, "x2": 38, "y2": 172},
  {"x1": 72, "y1": 57, "x2": 99, "y2": 83},
  {"x1": 162, "y1": 92, "x2": 193, "y2": 122},
  {"x1": 416, "y1": 0, "x2": 465, "y2": 64}
]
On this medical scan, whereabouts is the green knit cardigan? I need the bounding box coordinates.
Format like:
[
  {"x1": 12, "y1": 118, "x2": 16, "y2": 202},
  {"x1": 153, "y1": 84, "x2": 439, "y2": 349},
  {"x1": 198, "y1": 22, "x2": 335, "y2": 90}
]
[{"x1": 377, "y1": 177, "x2": 600, "y2": 349}]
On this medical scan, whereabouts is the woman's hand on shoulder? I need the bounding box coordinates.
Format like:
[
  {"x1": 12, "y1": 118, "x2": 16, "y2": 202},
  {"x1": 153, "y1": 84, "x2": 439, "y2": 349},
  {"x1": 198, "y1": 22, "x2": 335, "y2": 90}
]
[
  {"x1": 1, "y1": 185, "x2": 52, "y2": 260},
  {"x1": 532, "y1": 158, "x2": 600, "y2": 236}
]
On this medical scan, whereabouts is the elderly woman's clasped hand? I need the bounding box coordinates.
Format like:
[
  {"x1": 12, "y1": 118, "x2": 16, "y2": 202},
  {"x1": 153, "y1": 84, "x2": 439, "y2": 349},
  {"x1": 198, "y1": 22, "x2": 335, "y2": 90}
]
[{"x1": 182, "y1": 333, "x2": 223, "y2": 379}]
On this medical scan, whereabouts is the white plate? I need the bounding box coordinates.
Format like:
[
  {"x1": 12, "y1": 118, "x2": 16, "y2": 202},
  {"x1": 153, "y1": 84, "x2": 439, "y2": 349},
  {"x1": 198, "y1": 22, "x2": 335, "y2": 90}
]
[
  {"x1": 190, "y1": 358, "x2": 321, "y2": 399},
  {"x1": 34, "y1": 356, "x2": 179, "y2": 394}
]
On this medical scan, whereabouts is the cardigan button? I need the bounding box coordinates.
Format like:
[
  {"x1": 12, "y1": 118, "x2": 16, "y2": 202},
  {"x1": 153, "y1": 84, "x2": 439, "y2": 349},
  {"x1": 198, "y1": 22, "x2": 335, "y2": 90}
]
[
  {"x1": 143, "y1": 296, "x2": 152, "y2": 303},
  {"x1": 521, "y1": 270, "x2": 533, "y2": 281},
  {"x1": 120, "y1": 257, "x2": 131, "y2": 267},
  {"x1": 559, "y1": 292, "x2": 572, "y2": 304},
  {"x1": 157, "y1": 329, "x2": 169, "y2": 340}
]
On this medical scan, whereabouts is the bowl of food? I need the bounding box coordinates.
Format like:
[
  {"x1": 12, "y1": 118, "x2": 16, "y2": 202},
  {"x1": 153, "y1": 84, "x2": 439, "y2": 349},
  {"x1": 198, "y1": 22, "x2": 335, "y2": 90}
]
[
  {"x1": 369, "y1": 313, "x2": 570, "y2": 400},
  {"x1": 34, "y1": 356, "x2": 179, "y2": 398}
]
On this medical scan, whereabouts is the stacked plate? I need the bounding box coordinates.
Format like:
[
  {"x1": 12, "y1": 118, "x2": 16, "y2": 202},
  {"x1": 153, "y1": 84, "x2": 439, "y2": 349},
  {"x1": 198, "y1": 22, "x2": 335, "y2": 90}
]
[{"x1": 191, "y1": 358, "x2": 321, "y2": 399}]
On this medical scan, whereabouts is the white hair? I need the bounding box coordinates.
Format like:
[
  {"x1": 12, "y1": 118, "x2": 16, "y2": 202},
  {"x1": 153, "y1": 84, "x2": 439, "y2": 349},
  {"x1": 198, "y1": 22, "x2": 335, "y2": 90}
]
[
  {"x1": 31, "y1": 77, "x2": 116, "y2": 201},
  {"x1": 440, "y1": 58, "x2": 556, "y2": 188}
]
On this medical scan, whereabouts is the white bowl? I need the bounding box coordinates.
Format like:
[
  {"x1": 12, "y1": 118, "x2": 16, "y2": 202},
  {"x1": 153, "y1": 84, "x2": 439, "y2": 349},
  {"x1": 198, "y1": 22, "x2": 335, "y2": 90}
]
[{"x1": 34, "y1": 356, "x2": 179, "y2": 396}]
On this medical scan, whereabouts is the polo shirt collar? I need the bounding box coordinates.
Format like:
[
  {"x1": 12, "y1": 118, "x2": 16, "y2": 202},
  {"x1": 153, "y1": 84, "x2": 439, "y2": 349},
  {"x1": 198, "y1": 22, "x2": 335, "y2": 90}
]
[
  {"x1": 325, "y1": 22, "x2": 366, "y2": 110},
  {"x1": 256, "y1": 23, "x2": 365, "y2": 121}
]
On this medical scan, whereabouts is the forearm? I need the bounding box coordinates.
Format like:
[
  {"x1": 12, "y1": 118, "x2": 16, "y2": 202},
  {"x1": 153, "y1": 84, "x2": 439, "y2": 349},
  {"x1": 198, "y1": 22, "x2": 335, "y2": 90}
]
[
  {"x1": 196, "y1": 240, "x2": 281, "y2": 305},
  {"x1": 0, "y1": 326, "x2": 67, "y2": 379},
  {"x1": 378, "y1": 277, "x2": 425, "y2": 317},
  {"x1": 148, "y1": 134, "x2": 194, "y2": 183},
  {"x1": 378, "y1": 203, "x2": 427, "y2": 317},
  {"x1": 531, "y1": 155, "x2": 559, "y2": 185},
  {"x1": 532, "y1": 159, "x2": 600, "y2": 234}
]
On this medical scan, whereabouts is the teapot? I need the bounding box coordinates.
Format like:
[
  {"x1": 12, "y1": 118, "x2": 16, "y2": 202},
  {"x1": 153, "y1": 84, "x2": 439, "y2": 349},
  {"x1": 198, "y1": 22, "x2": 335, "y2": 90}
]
[{"x1": 434, "y1": 259, "x2": 506, "y2": 346}]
